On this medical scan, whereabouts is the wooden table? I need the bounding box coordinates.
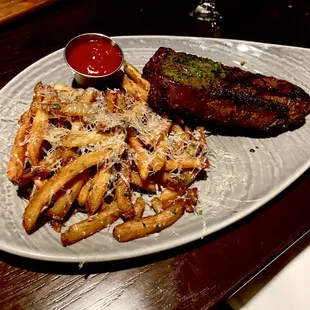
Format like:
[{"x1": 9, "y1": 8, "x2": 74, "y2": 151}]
[{"x1": 1, "y1": 1, "x2": 310, "y2": 309}]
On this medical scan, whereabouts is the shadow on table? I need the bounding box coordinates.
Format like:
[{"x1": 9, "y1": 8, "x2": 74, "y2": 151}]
[{"x1": 0, "y1": 169, "x2": 309, "y2": 276}]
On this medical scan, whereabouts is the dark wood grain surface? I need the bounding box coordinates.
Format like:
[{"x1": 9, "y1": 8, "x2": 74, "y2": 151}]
[
  {"x1": 0, "y1": 0, "x2": 59, "y2": 26},
  {"x1": 1, "y1": 1, "x2": 310, "y2": 309}
]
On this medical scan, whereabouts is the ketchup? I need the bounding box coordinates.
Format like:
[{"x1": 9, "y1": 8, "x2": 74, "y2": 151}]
[{"x1": 66, "y1": 38, "x2": 122, "y2": 76}]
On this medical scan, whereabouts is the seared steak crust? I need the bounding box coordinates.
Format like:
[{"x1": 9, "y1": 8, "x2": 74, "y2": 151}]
[{"x1": 142, "y1": 47, "x2": 310, "y2": 131}]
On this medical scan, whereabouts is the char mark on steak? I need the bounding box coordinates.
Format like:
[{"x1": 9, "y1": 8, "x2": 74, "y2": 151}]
[{"x1": 142, "y1": 47, "x2": 310, "y2": 132}]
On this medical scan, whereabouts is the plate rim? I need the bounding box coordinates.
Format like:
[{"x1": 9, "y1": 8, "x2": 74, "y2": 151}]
[{"x1": 1, "y1": 35, "x2": 309, "y2": 263}]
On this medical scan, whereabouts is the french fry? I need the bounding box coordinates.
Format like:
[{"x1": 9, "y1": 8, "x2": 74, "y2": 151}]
[
  {"x1": 19, "y1": 148, "x2": 78, "y2": 186},
  {"x1": 163, "y1": 158, "x2": 209, "y2": 171},
  {"x1": 171, "y1": 124, "x2": 184, "y2": 134},
  {"x1": 59, "y1": 131, "x2": 112, "y2": 148},
  {"x1": 34, "y1": 179, "x2": 47, "y2": 189},
  {"x1": 122, "y1": 75, "x2": 139, "y2": 99},
  {"x1": 127, "y1": 128, "x2": 150, "y2": 180},
  {"x1": 78, "y1": 88, "x2": 97, "y2": 103},
  {"x1": 159, "y1": 189, "x2": 181, "y2": 209},
  {"x1": 104, "y1": 90, "x2": 117, "y2": 113},
  {"x1": 123, "y1": 61, "x2": 150, "y2": 92},
  {"x1": 115, "y1": 163, "x2": 135, "y2": 220},
  {"x1": 151, "y1": 122, "x2": 171, "y2": 172},
  {"x1": 7, "y1": 110, "x2": 32, "y2": 183},
  {"x1": 34, "y1": 148, "x2": 77, "y2": 176},
  {"x1": 130, "y1": 171, "x2": 157, "y2": 192},
  {"x1": 9, "y1": 77, "x2": 209, "y2": 244},
  {"x1": 47, "y1": 171, "x2": 87, "y2": 221},
  {"x1": 86, "y1": 168, "x2": 112, "y2": 215},
  {"x1": 196, "y1": 126, "x2": 207, "y2": 143},
  {"x1": 71, "y1": 120, "x2": 83, "y2": 132},
  {"x1": 61, "y1": 202, "x2": 120, "y2": 246},
  {"x1": 150, "y1": 197, "x2": 163, "y2": 214},
  {"x1": 47, "y1": 101, "x2": 97, "y2": 117},
  {"x1": 133, "y1": 197, "x2": 145, "y2": 218},
  {"x1": 170, "y1": 132, "x2": 192, "y2": 154},
  {"x1": 23, "y1": 146, "x2": 124, "y2": 233},
  {"x1": 153, "y1": 170, "x2": 198, "y2": 191},
  {"x1": 77, "y1": 177, "x2": 93, "y2": 207},
  {"x1": 113, "y1": 188, "x2": 198, "y2": 242},
  {"x1": 27, "y1": 108, "x2": 49, "y2": 166},
  {"x1": 113, "y1": 197, "x2": 186, "y2": 242},
  {"x1": 53, "y1": 83, "x2": 73, "y2": 92}
]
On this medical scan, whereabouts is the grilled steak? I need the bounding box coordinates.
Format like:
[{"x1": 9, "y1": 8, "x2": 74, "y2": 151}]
[{"x1": 142, "y1": 47, "x2": 310, "y2": 132}]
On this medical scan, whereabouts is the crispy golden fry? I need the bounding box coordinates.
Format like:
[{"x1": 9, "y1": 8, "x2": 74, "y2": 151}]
[
  {"x1": 130, "y1": 171, "x2": 157, "y2": 192},
  {"x1": 27, "y1": 108, "x2": 49, "y2": 166},
  {"x1": 18, "y1": 148, "x2": 77, "y2": 186},
  {"x1": 34, "y1": 179, "x2": 47, "y2": 189},
  {"x1": 127, "y1": 128, "x2": 150, "y2": 180},
  {"x1": 104, "y1": 90, "x2": 116, "y2": 113},
  {"x1": 48, "y1": 171, "x2": 87, "y2": 221},
  {"x1": 61, "y1": 202, "x2": 120, "y2": 246},
  {"x1": 171, "y1": 132, "x2": 192, "y2": 155},
  {"x1": 30, "y1": 83, "x2": 54, "y2": 114},
  {"x1": 9, "y1": 78, "x2": 209, "y2": 244},
  {"x1": 196, "y1": 126, "x2": 207, "y2": 145},
  {"x1": 23, "y1": 147, "x2": 123, "y2": 233},
  {"x1": 46, "y1": 101, "x2": 97, "y2": 117},
  {"x1": 182, "y1": 188, "x2": 198, "y2": 212},
  {"x1": 133, "y1": 197, "x2": 145, "y2": 219},
  {"x1": 122, "y1": 75, "x2": 139, "y2": 99},
  {"x1": 7, "y1": 110, "x2": 32, "y2": 183},
  {"x1": 163, "y1": 158, "x2": 209, "y2": 171},
  {"x1": 171, "y1": 124, "x2": 184, "y2": 134},
  {"x1": 71, "y1": 120, "x2": 83, "y2": 132},
  {"x1": 150, "y1": 197, "x2": 163, "y2": 214},
  {"x1": 123, "y1": 74, "x2": 148, "y2": 101},
  {"x1": 34, "y1": 148, "x2": 77, "y2": 176},
  {"x1": 113, "y1": 197, "x2": 184, "y2": 242},
  {"x1": 151, "y1": 135, "x2": 168, "y2": 172},
  {"x1": 53, "y1": 83, "x2": 73, "y2": 92},
  {"x1": 115, "y1": 91, "x2": 127, "y2": 111},
  {"x1": 123, "y1": 61, "x2": 150, "y2": 92},
  {"x1": 59, "y1": 131, "x2": 112, "y2": 148},
  {"x1": 154, "y1": 170, "x2": 198, "y2": 191},
  {"x1": 78, "y1": 88, "x2": 97, "y2": 103},
  {"x1": 86, "y1": 168, "x2": 112, "y2": 215},
  {"x1": 151, "y1": 123, "x2": 171, "y2": 172},
  {"x1": 77, "y1": 177, "x2": 93, "y2": 207},
  {"x1": 159, "y1": 189, "x2": 181, "y2": 209},
  {"x1": 115, "y1": 163, "x2": 134, "y2": 220},
  {"x1": 113, "y1": 188, "x2": 198, "y2": 242}
]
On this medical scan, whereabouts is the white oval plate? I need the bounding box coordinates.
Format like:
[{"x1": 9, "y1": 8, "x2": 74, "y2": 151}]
[{"x1": 0, "y1": 36, "x2": 309, "y2": 262}]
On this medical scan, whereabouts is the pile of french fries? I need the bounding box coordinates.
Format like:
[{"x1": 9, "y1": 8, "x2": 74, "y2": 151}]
[{"x1": 7, "y1": 61, "x2": 209, "y2": 246}]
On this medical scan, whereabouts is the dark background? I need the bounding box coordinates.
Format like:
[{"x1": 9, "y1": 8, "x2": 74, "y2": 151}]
[{"x1": 1, "y1": 0, "x2": 310, "y2": 88}]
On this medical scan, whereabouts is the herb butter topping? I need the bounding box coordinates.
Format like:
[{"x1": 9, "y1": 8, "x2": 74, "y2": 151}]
[{"x1": 161, "y1": 53, "x2": 227, "y2": 89}]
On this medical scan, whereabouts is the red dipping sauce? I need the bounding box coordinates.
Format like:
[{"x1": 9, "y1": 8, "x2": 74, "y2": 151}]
[{"x1": 65, "y1": 36, "x2": 123, "y2": 77}]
